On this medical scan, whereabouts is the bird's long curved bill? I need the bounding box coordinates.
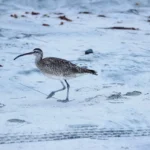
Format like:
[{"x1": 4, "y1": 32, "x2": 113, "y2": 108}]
[{"x1": 14, "y1": 52, "x2": 34, "y2": 60}]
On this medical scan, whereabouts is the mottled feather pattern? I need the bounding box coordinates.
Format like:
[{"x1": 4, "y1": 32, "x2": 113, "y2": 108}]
[
  {"x1": 14, "y1": 48, "x2": 97, "y2": 101},
  {"x1": 36, "y1": 57, "x2": 97, "y2": 78}
]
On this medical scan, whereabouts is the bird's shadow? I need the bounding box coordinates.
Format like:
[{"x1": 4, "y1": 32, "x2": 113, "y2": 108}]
[{"x1": 17, "y1": 69, "x2": 41, "y2": 75}]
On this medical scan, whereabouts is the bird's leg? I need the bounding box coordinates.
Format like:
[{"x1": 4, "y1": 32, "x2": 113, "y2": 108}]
[
  {"x1": 65, "y1": 80, "x2": 70, "y2": 101},
  {"x1": 57, "y1": 79, "x2": 70, "y2": 102},
  {"x1": 47, "y1": 81, "x2": 66, "y2": 99}
]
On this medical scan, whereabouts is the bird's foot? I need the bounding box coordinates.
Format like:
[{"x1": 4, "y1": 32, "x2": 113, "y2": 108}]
[
  {"x1": 57, "y1": 99, "x2": 69, "y2": 103},
  {"x1": 46, "y1": 92, "x2": 55, "y2": 99}
]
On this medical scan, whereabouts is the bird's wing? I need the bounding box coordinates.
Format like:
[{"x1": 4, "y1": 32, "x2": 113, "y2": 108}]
[
  {"x1": 42, "y1": 57, "x2": 77, "y2": 67},
  {"x1": 41, "y1": 57, "x2": 97, "y2": 75}
]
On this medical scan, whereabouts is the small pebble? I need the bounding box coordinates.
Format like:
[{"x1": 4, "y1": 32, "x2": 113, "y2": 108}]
[
  {"x1": 124, "y1": 91, "x2": 142, "y2": 96},
  {"x1": 7, "y1": 119, "x2": 26, "y2": 123},
  {"x1": 108, "y1": 92, "x2": 122, "y2": 99},
  {"x1": 85, "y1": 49, "x2": 93, "y2": 55}
]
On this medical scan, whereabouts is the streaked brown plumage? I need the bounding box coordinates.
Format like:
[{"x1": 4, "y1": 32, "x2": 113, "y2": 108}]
[
  {"x1": 14, "y1": 48, "x2": 97, "y2": 102},
  {"x1": 36, "y1": 57, "x2": 97, "y2": 79}
]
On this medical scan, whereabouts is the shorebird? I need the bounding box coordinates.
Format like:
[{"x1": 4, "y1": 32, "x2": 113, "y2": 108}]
[{"x1": 14, "y1": 48, "x2": 97, "y2": 102}]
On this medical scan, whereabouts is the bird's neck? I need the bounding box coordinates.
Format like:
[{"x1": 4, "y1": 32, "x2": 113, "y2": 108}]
[{"x1": 35, "y1": 55, "x2": 42, "y2": 64}]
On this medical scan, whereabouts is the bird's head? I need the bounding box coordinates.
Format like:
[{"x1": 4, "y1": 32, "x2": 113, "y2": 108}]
[{"x1": 14, "y1": 48, "x2": 43, "y2": 60}]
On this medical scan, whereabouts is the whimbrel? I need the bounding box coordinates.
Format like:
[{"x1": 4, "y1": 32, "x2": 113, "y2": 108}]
[{"x1": 14, "y1": 48, "x2": 97, "y2": 102}]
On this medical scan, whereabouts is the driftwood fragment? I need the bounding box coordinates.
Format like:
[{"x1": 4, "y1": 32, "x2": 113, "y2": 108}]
[
  {"x1": 58, "y1": 15, "x2": 72, "y2": 22},
  {"x1": 97, "y1": 15, "x2": 106, "y2": 17},
  {"x1": 31, "y1": 12, "x2": 40, "y2": 15},
  {"x1": 103, "y1": 26, "x2": 139, "y2": 30},
  {"x1": 10, "y1": 14, "x2": 18, "y2": 18},
  {"x1": 79, "y1": 11, "x2": 92, "y2": 14},
  {"x1": 42, "y1": 23, "x2": 50, "y2": 27}
]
